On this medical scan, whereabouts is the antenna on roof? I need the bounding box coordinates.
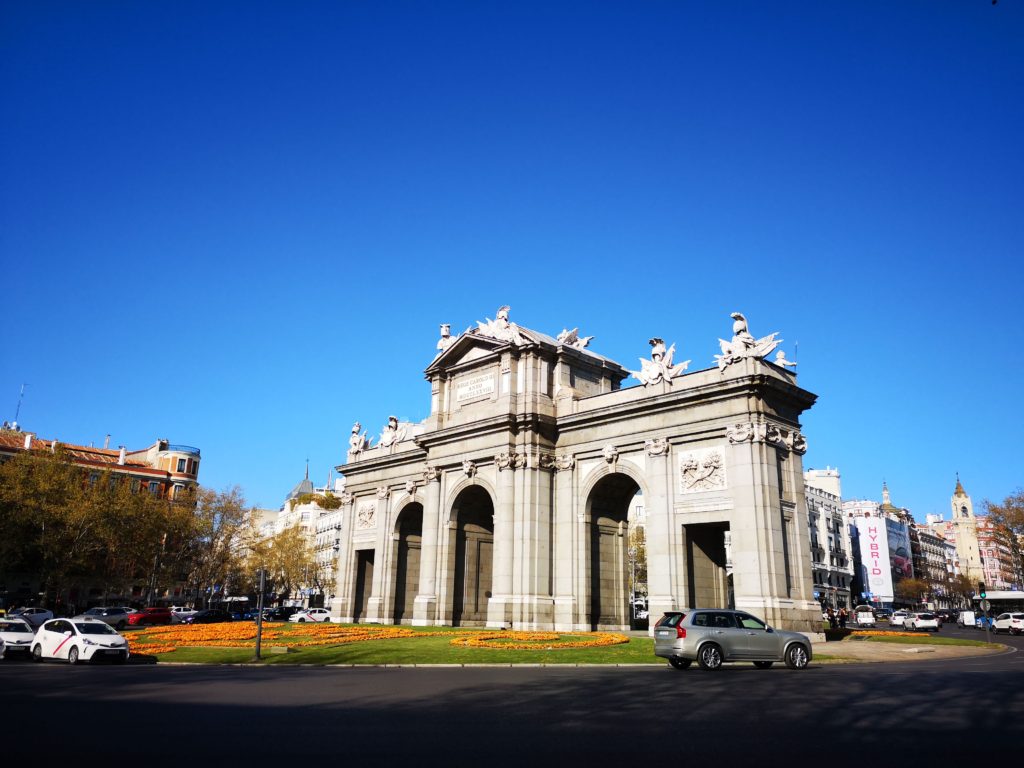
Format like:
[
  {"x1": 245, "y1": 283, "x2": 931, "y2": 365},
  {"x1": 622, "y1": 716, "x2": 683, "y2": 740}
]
[{"x1": 13, "y1": 383, "x2": 26, "y2": 424}]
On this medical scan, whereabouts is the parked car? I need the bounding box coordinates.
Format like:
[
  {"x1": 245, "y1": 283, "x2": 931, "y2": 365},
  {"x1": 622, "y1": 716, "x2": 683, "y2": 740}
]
[
  {"x1": 0, "y1": 617, "x2": 36, "y2": 658},
  {"x1": 32, "y1": 618, "x2": 129, "y2": 664},
  {"x1": 8, "y1": 607, "x2": 53, "y2": 628},
  {"x1": 289, "y1": 608, "x2": 332, "y2": 623},
  {"x1": 853, "y1": 605, "x2": 876, "y2": 627},
  {"x1": 261, "y1": 606, "x2": 304, "y2": 622},
  {"x1": 904, "y1": 612, "x2": 940, "y2": 632},
  {"x1": 182, "y1": 609, "x2": 233, "y2": 625},
  {"x1": 170, "y1": 606, "x2": 198, "y2": 624},
  {"x1": 934, "y1": 609, "x2": 955, "y2": 624},
  {"x1": 889, "y1": 611, "x2": 910, "y2": 628},
  {"x1": 874, "y1": 608, "x2": 893, "y2": 620},
  {"x1": 653, "y1": 609, "x2": 812, "y2": 671},
  {"x1": 127, "y1": 607, "x2": 173, "y2": 626},
  {"x1": 992, "y1": 613, "x2": 1023, "y2": 635},
  {"x1": 72, "y1": 607, "x2": 133, "y2": 630}
]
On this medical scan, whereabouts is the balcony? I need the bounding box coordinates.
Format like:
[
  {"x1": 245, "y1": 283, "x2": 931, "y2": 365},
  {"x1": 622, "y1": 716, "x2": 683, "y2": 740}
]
[{"x1": 165, "y1": 444, "x2": 201, "y2": 456}]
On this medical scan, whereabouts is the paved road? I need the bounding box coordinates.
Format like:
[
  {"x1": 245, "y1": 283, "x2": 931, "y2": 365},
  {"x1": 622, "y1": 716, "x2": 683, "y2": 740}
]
[{"x1": 2, "y1": 636, "x2": 1020, "y2": 765}]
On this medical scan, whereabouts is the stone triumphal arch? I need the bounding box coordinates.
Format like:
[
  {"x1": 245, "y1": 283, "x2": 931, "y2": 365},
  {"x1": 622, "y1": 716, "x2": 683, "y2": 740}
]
[{"x1": 332, "y1": 308, "x2": 820, "y2": 632}]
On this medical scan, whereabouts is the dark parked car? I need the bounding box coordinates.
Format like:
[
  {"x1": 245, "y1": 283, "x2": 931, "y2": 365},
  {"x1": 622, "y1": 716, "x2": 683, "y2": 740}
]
[
  {"x1": 182, "y1": 609, "x2": 233, "y2": 624},
  {"x1": 261, "y1": 606, "x2": 304, "y2": 622}
]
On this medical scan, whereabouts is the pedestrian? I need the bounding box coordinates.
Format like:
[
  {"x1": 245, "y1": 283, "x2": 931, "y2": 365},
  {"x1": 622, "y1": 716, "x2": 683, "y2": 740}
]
[
  {"x1": 838, "y1": 607, "x2": 848, "y2": 629},
  {"x1": 828, "y1": 607, "x2": 838, "y2": 629}
]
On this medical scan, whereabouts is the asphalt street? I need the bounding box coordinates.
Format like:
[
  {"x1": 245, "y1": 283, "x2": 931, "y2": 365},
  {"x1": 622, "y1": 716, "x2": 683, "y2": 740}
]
[{"x1": 2, "y1": 628, "x2": 1020, "y2": 766}]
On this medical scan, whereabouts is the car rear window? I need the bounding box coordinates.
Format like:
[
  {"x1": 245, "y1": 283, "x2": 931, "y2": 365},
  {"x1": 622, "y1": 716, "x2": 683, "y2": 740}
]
[
  {"x1": 0, "y1": 621, "x2": 32, "y2": 633},
  {"x1": 657, "y1": 613, "x2": 686, "y2": 628},
  {"x1": 918, "y1": 614, "x2": 935, "y2": 619}
]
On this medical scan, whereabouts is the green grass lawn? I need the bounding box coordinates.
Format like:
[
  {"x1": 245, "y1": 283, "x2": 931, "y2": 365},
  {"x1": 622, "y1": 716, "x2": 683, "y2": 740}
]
[
  {"x1": 133, "y1": 624, "x2": 661, "y2": 666},
  {"x1": 852, "y1": 634, "x2": 994, "y2": 647}
]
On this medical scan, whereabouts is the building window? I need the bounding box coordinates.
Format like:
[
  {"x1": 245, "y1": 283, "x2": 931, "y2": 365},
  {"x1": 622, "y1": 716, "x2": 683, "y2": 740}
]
[
  {"x1": 961, "y1": 506, "x2": 968, "y2": 518},
  {"x1": 148, "y1": 481, "x2": 160, "y2": 495},
  {"x1": 89, "y1": 473, "x2": 98, "y2": 487},
  {"x1": 177, "y1": 458, "x2": 186, "y2": 472}
]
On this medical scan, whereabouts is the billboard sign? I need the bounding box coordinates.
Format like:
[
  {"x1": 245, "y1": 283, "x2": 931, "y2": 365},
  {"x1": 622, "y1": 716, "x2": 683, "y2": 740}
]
[{"x1": 855, "y1": 517, "x2": 894, "y2": 602}]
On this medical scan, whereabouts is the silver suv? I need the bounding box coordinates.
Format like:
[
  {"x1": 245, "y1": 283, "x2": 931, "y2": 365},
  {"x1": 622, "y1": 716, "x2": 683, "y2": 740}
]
[{"x1": 654, "y1": 609, "x2": 812, "y2": 671}]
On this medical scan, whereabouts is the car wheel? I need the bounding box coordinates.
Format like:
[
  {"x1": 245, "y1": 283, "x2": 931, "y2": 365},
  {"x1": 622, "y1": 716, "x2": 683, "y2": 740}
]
[
  {"x1": 785, "y1": 644, "x2": 809, "y2": 670},
  {"x1": 697, "y1": 643, "x2": 723, "y2": 671},
  {"x1": 116, "y1": 621, "x2": 126, "y2": 631},
  {"x1": 299, "y1": 618, "x2": 306, "y2": 622},
  {"x1": 68, "y1": 647, "x2": 80, "y2": 665},
  {"x1": 753, "y1": 661, "x2": 774, "y2": 669},
  {"x1": 115, "y1": 651, "x2": 127, "y2": 664},
  {"x1": 668, "y1": 658, "x2": 691, "y2": 670},
  {"x1": 31, "y1": 644, "x2": 42, "y2": 662}
]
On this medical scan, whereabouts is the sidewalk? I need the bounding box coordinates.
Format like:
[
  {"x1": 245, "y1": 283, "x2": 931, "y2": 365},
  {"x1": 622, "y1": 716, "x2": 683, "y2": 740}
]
[{"x1": 810, "y1": 637, "x2": 1006, "y2": 664}]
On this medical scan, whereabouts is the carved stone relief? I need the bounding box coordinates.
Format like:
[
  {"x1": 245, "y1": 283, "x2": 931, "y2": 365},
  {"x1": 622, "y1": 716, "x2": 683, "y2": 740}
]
[
  {"x1": 726, "y1": 421, "x2": 807, "y2": 454},
  {"x1": 339, "y1": 491, "x2": 354, "y2": 506},
  {"x1": 602, "y1": 445, "x2": 619, "y2": 464},
  {"x1": 462, "y1": 459, "x2": 477, "y2": 477},
  {"x1": 644, "y1": 437, "x2": 669, "y2": 457},
  {"x1": 554, "y1": 454, "x2": 576, "y2": 472},
  {"x1": 376, "y1": 486, "x2": 391, "y2": 500},
  {"x1": 422, "y1": 465, "x2": 439, "y2": 483},
  {"x1": 679, "y1": 448, "x2": 727, "y2": 494},
  {"x1": 404, "y1": 479, "x2": 417, "y2": 496},
  {"x1": 356, "y1": 503, "x2": 376, "y2": 530}
]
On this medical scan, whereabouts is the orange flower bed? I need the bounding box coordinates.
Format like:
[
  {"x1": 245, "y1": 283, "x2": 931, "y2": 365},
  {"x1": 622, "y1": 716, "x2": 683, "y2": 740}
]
[
  {"x1": 128, "y1": 621, "x2": 629, "y2": 656},
  {"x1": 851, "y1": 630, "x2": 927, "y2": 638},
  {"x1": 449, "y1": 631, "x2": 630, "y2": 650}
]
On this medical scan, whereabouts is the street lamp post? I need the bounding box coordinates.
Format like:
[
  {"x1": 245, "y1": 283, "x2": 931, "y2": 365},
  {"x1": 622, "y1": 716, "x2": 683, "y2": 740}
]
[{"x1": 254, "y1": 568, "x2": 266, "y2": 661}]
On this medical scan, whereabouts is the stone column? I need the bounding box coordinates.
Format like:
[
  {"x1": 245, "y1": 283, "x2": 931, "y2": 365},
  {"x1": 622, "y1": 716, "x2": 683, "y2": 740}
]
[
  {"x1": 488, "y1": 454, "x2": 516, "y2": 627},
  {"x1": 552, "y1": 455, "x2": 576, "y2": 631},
  {"x1": 330, "y1": 493, "x2": 356, "y2": 623},
  {"x1": 413, "y1": 466, "x2": 441, "y2": 625},
  {"x1": 645, "y1": 448, "x2": 677, "y2": 630},
  {"x1": 365, "y1": 487, "x2": 391, "y2": 623}
]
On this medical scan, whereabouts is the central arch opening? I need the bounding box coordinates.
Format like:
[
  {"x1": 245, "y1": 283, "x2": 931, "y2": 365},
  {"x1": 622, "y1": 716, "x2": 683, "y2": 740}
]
[
  {"x1": 451, "y1": 485, "x2": 494, "y2": 627},
  {"x1": 587, "y1": 473, "x2": 641, "y2": 631},
  {"x1": 393, "y1": 502, "x2": 423, "y2": 624}
]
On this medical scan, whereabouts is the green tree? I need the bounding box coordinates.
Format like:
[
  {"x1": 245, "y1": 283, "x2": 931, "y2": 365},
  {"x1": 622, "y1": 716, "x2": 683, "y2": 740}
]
[
  {"x1": 985, "y1": 489, "x2": 1024, "y2": 588},
  {"x1": 893, "y1": 577, "x2": 929, "y2": 606},
  {"x1": 182, "y1": 487, "x2": 250, "y2": 607},
  {"x1": 244, "y1": 522, "x2": 321, "y2": 603}
]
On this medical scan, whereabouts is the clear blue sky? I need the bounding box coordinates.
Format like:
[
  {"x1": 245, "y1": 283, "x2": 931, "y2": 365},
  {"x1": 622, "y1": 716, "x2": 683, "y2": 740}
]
[{"x1": 2, "y1": 1, "x2": 1021, "y2": 517}]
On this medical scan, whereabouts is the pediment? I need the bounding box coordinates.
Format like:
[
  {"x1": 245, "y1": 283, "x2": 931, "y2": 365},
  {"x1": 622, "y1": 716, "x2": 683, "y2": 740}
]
[{"x1": 424, "y1": 332, "x2": 507, "y2": 376}]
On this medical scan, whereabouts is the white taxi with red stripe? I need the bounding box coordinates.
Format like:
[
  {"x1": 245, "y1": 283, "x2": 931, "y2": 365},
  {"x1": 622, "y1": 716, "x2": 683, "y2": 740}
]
[{"x1": 32, "y1": 618, "x2": 129, "y2": 664}]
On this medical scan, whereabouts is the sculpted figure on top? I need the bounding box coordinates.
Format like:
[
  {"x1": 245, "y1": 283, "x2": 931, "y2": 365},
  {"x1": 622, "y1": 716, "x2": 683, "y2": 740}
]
[
  {"x1": 347, "y1": 422, "x2": 370, "y2": 462},
  {"x1": 630, "y1": 337, "x2": 690, "y2": 386},
  {"x1": 556, "y1": 327, "x2": 594, "y2": 350},
  {"x1": 378, "y1": 416, "x2": 407, "y2": 453},
  {"x1": 435, "y1": 323, "x2": 457, "y2": 354},
  {"x1": 476, "y1": 305, "x2": 525, "y2": 345},
  {"x1": 714, "y1": 312, "x2": 781, "y2": 372}
]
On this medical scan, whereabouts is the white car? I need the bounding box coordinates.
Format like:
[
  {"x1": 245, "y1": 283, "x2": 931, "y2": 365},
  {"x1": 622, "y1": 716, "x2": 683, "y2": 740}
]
[
  {"x1": 170, "y1": 606, "x2": 198, "y2": 624},
  {"x1": 8, "y1": 607, "x2": 53, "y2": 628},
  {"x1": 889, "y1": 611, "x2": 910, "y2": 628},
  {"x1": 0, "y1": 617, "x2": 37, "y2": 658},
  {"x1": 904, "y1": 612, "x2": 939, "y2": 632},
  {"x1": 289, "y1": 608, "x2": 332, "y2": 623},
  {"x1": 32, "y1": 618, "x2": 130, "y2": 664},
  {"x1": 993, "y1": 612, "x2": 1024, "y2": 636},
  {"x1": 853, "y1": 606, "x2": 876, "y2": 627}
]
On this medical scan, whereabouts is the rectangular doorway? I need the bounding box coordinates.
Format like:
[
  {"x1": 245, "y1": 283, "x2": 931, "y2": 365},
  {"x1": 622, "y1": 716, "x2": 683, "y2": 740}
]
[{"x1": 353, "y1": 549, "x2": 375, "y2": 622}]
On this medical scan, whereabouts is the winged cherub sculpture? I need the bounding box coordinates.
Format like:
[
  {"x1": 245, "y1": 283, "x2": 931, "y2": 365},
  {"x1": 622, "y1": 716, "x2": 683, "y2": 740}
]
[
  {"x1": 714, "y1": 312, "x2": 781, "y2": 372},
  {"x1": 630, "y1": 337, "x2": 690, "y2": 386}
]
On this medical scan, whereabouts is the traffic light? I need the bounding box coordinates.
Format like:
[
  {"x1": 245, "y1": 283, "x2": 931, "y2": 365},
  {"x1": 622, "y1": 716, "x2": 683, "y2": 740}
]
[{"x1": 978, "y1": 582, "x2": 987, "y2": 600}]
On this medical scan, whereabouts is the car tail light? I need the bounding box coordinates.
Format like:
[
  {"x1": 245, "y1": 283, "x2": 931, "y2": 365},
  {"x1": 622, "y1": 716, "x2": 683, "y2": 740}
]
[{"x1": 676, "y1": 625, "x2": 686, "y2": 639}]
